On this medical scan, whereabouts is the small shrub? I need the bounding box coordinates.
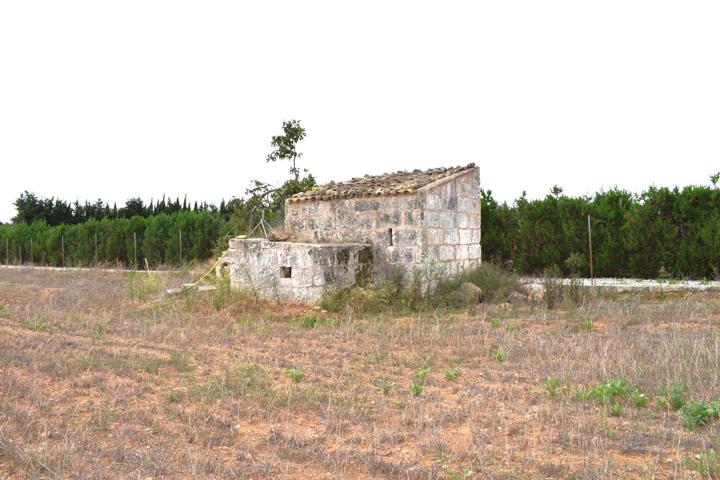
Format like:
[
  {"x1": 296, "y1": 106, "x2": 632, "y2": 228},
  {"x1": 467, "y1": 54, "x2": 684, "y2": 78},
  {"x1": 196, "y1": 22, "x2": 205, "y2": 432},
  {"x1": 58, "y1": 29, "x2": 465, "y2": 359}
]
[
  {"x1": 564, "y1": 254, "x2": 586, "y2": 304},
  {"x1": 166, "y1": 389, "x2": 183, "y2": 403},
  {"x1": 415, "y1": 367, "x2": 431, "y2": 383},
  {"x1": 21, "y1": 318, "x2": 50, "y2": 331},
  {"x1": 374, "y1": 379, "x2": 394, "y2": 396},
  {"x1": 430, "y1": 263, "x2": 525, "y2": 307},
  {"x1": 142, "y1": 358, "x2": 165, "y2": 374},
  {"x1": 543, "y1": 377, "x2": 565, "y2": 398},
  {"x1": 409, "y1": 381, "x2": 423, "y2": 397},
  {"x1": 94, "y1": 323, "x2": 105, "y2": 336},
  {"x1": 632, "y1": 392, "x2": 649, "y2": 408},
  {"x1": 582, "y1": 378, "x2": 635, "y2": 405},
  {"x1": 190, "y1": 362, "x2": 270, "y2": 401},
  {"x1": 286, "y1": 368, "x2": 304, "y2": 383},
  {"x1": 683, "y1": 449, "x2": 720, "y2": 477},
  {"x1": 579, "y1": 378, "x2": 650, "y2": 416},
  {"x1": 491, "y1": 346, "x2": 508, "y2": 363},
  {"x1": 543, "y1": 266, "x2": 563, "y2": 309},
  {"x1": 298, "y1": 313, "x2": 319, "y2": 328},
  {"x1": 543, "y1": 265, "x2": 585, "y2": 308},
  {"x1": 230, "y1": 363, "x2": 271, "y2": 395},
  {"x1": 679, "y1": 399, "x2": 720, "y2": 430},
  {"x1": 657, "y1": 384, "x2": 688, "y2": 411},
  {"x1": 587, "y1": 378, "x2": 633, "y2": 402},
  {"x1": 443, "y1": 367, "x2": 460, "y2": 381},
  {"x1": 126, "y1": 272, "x2": 164, "y2": 301},
  {"x1": 256, "y1": 325, "x2": 271, "y2": 335},
  {"x1": 506, "y1": 321, "x2": 520, "y2": 332},
  {"x1": 211, "y1": 273, "x2": 233, "y2": 310},
  {"x1": 489, "y1": 317, "x2": 502, "y2": 329},
  {"x1": 297, "y1": 313, "x2": 337, "y2": 328},
  {"x1": 319, "y1": 267, "x2": 417, "y2": 314},
  {"x1": 319, "y1": 263, "x2": 524, "y2": 313}
]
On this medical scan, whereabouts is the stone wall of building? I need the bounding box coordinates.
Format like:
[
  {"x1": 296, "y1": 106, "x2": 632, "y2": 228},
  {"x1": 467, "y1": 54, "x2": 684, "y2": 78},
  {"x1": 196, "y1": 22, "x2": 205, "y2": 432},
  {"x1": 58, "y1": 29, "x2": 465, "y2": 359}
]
[
  {"x1": 284, "y1": 167, "x2": 481, "y2": 278},
  {"x1": 226, "y1": 238, "x2": 372, "y2": 303},
  {"x1": 284, "y1": 193, "x2": 425, "y2": 270},
  {"x1": 416, "y1": 167, "x2": 481, "y2": 274}
]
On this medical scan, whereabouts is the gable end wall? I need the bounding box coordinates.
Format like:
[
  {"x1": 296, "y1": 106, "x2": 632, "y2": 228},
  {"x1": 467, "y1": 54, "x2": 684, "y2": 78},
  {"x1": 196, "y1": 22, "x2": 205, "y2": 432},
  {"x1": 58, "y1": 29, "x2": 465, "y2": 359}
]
[{"x1": 418, "y1": 167, "x2": 481, "y2": 273}]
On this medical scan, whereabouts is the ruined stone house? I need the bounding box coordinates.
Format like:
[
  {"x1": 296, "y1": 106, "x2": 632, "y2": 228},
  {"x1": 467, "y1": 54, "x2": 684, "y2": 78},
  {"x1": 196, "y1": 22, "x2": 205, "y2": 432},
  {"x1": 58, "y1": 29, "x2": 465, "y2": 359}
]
[{"x1": 226, "y1": 163, "x2": 481, "y2": 303}]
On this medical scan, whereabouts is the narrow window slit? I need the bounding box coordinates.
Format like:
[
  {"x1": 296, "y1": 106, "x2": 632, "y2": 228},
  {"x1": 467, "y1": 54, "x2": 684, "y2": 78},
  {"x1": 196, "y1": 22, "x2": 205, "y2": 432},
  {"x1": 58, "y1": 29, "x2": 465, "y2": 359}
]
[
  {"x1": 281, "y1": 266, "x2": 292, "y2": 278},
  {"x1": 388, "y1": 228, "x2": 394, "y2": 246}
]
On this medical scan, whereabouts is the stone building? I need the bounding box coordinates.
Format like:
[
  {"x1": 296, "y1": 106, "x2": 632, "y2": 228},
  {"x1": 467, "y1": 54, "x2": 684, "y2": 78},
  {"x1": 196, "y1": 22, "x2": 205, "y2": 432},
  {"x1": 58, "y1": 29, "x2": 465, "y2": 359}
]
[{"x1": 226, "y1": 163, "x2": 481, "y2": 303}]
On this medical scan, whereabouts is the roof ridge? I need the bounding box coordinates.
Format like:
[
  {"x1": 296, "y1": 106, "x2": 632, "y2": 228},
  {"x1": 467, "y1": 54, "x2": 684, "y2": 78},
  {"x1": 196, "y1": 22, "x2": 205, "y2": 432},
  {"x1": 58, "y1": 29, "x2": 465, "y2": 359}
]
[{"x1": 288, "y1": 163, "x2": 476, "y2": 203}]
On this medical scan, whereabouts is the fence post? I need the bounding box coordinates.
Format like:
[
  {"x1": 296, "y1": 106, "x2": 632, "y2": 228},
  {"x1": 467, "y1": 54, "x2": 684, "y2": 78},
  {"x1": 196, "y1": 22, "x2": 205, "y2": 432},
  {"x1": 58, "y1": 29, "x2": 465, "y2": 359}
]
[
  {"x1": 94, "y1": 231, "x2": 98, "y2": 267},
  {"x1": 18, "y1": 245, "x2": 22, "y2": 265},
  {"x1": 133, "y1": 232, "x2": 137, "y2": 269},
  {"x1": 61, "y1": 235, "x2": 65, "y2": 268},
  {"x1": 587, "y1": 214, "x2": 594, "y2": 286},
  {"x1": 179, "y1": 229, "x2": 183, "y2": 265},
  {"x1": 4, "y1": 238, "x2": 7, "y2": 265},
  {"x1": 30, "y1": 238, "x2": 33, "y2": 265}
]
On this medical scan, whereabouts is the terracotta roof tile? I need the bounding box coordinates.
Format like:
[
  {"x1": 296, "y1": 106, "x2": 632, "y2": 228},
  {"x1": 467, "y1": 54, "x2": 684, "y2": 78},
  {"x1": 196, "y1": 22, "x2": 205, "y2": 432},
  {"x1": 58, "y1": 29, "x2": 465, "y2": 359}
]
[{"x1": 288, "y1": 163, "x2": 476, "y2": 202}]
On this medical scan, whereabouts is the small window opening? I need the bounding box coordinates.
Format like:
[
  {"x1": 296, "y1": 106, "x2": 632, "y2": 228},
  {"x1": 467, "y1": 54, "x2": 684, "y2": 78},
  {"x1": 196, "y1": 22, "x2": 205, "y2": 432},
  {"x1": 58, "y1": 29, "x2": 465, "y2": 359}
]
[
  {"x1": 388, "y1": 228, "x2": 394, "y2": 246},
  {"x1": 281, "y1": 266, "x2": 292, "y2": 278}
]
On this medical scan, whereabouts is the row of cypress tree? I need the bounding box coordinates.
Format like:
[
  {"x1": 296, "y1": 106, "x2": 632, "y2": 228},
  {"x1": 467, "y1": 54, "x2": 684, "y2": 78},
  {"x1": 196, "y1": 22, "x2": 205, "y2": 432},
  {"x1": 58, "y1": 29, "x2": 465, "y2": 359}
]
[
  {"x1": 481, "y1": 184, "x2": 720, "y2": 280},
  {"x1": 0, "y1": 211, "x2": 230, "y2": 267},
  {"x1": 3, "y1": 181, "x2": 720, "y2": 279},
  {"x1": 11, "y1": 191, "x2": 232, "y2": 226}
]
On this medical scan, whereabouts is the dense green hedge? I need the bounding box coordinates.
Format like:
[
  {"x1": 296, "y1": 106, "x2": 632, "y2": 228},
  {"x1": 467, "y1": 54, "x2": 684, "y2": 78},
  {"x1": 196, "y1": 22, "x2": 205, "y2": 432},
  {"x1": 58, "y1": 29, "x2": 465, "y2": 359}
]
[
  {"x1": 4, "y1": 183, "x2": 720, "y2": 279},
  {"x1": 0, "y1": 211, "x2": 230, "y2": 267},
  {"x1": 482, "y1": 185, "x2": 720, "y2": 280}
]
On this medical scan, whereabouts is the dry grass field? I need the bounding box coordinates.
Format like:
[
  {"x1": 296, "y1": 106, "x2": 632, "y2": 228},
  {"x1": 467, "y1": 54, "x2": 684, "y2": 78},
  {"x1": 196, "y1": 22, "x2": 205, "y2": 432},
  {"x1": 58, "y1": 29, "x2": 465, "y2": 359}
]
[{"x1": 1, "y1": 267, "x2": 720, "y2": 479}]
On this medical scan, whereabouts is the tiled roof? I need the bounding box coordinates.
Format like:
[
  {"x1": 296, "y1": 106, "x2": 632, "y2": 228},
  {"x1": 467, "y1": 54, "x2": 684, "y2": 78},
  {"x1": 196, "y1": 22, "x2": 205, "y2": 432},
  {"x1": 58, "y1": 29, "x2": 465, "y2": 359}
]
[{"x1": 288, "y1": 163, "x2": 476, "y2": 202}]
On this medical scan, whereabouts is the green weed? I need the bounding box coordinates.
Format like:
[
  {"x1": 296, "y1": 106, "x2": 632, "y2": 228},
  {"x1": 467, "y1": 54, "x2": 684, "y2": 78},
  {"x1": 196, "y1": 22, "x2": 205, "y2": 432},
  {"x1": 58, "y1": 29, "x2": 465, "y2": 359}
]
[
  {"x1": 631, "y1": 392, "x2": 649, "y2": 408},
  {"x1": 166, "y1": 389, "x2": 183, "y2": 403},
  {"x1": 679, "y1": 399, "x2": 720, "y2": 430},
  {"x1": 189, "y1": 362, "x2": 271, "y2": 401},
  {"x1": 506, "y1": 321, "x2": 521, "y2": 332},
  {"x1": 409, "y1": 381, "x2": 423, "y2": 397},
  {"x1": 581, "y1": 378, "x2": 636, "y2": 405},
  {"x1": 657, "y1": 384, "x2": 688, "y2": 410},
  {"x1": 286, "y1": 368, "x2": 305, "y2": 383},
  {"x1": 443, "y1": 367, "x2": 460, "y2": 381},
  {"x1": 297, "y1": 313, "x2": 338, "y2": 328},
  {"x1": 125, "y1": 272, "x2": 164, "y2": 301},
  {"x1": 416, "y1": 367, "x2": 432, "y2": 383},
  {"x1": 491, "y1": 346, "x2": 508, "y2": 363},
  {"x1": 577, "y1": 378, "x2": 651, "y2": 416},
  {"x1": 374, "y1": 379, "x2": 394, "y2": 396},
  {"x1": 543, "y1": 377, "x2": 565, "y2": 398},
  {"x1": 320, "y1": 263, "x2": 524, "y2": 313},
  {"x1": 683, "y1": 449, "x2": 720, "y2": 477},
  {"x1": 142, "y1": 352, "x2": 192, "y2": 374},
  {"x1": 21, "y1": 318, "x2": 50, "y2": 331}
]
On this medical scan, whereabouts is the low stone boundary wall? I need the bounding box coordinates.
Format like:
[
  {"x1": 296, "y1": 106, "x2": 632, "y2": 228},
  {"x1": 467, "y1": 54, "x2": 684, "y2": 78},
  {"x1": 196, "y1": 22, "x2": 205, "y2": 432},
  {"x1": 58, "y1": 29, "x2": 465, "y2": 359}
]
[{"x1": 227, "y1": 238, "x2": 372, "y2": 303}]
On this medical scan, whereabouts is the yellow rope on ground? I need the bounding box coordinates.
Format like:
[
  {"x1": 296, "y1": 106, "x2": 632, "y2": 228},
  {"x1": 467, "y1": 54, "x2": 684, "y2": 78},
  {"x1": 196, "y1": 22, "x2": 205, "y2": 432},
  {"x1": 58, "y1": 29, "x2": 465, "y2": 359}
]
[{"x1": 187, "y1": 250, "x2": 228, "y2": 289}]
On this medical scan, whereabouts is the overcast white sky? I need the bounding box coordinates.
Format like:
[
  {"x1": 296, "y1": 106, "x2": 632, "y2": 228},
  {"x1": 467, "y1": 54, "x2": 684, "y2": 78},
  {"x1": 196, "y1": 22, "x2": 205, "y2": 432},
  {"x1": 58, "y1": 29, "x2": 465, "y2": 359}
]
[{"x1": 1, "y1": 1, "x2": 718, "y2": 222}]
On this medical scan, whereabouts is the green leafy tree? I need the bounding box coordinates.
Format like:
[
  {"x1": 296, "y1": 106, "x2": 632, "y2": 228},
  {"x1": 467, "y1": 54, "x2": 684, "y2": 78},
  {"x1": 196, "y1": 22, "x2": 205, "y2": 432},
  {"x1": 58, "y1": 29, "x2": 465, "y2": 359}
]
[{"x1": 266, "y1": 120, "x2": 306, "y2": 181}]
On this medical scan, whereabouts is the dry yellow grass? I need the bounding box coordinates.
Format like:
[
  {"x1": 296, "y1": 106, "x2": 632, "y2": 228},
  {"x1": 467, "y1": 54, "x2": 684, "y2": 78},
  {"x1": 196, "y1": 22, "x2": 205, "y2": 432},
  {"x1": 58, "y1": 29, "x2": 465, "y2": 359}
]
[{"x1": 1, "y1": 268, "x2": 719, "y2": 479}]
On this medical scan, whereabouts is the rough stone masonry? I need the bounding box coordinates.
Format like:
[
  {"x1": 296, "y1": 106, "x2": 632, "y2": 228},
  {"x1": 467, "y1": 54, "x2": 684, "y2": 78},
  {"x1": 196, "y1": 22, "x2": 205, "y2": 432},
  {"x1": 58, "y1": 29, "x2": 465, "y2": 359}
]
[{"x1": 226, "y1": 163, "x2": 481, "y2": 303}]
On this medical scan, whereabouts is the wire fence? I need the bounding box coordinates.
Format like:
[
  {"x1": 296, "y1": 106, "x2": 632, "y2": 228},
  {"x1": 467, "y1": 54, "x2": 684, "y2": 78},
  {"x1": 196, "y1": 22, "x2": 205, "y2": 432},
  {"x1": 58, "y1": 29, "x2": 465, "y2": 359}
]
[{"x1": 1, "y1": 229, "x2": 200, "y2": 269}]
